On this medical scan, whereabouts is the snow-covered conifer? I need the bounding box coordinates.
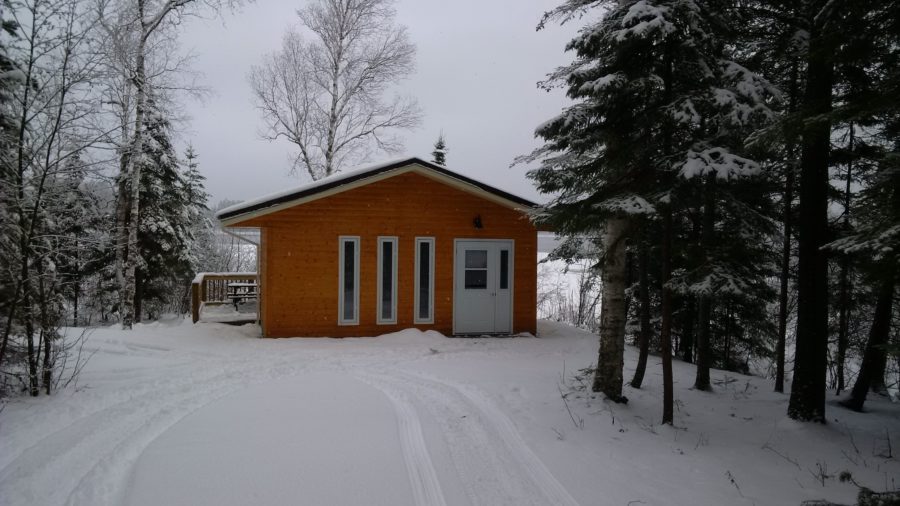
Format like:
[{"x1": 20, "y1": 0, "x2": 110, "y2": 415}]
[
  {"x1": 131, "y1": 98, "x2": 202, "y2": 319},
  {"x1": 525, "y1": 0, "x2": 777, "y2": 420}
]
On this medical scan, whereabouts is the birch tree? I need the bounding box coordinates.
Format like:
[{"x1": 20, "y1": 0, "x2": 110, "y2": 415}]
[
  {"x1": 248, "y1": 0, "x2": 421, "y2": 181},
  {"x1": 102, "y1": 0, "x2": 237, "y2": 330}
]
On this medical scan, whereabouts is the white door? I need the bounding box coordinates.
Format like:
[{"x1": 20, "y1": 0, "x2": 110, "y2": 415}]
[{"x1": 454, "y1": 240, "x2": 513, "y2": 334}]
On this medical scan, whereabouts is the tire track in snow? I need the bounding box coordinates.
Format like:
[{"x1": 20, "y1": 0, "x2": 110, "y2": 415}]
[
  {"x1": 0, "y1": 353, "x2": 304, "y2": 506},
  {"x1": 437, "y1": 375, "x2": 581, "y2": 506},
  {"x1": 356, "y1": 373, "x2": 448, "y2": 506},
  {"x1": 362, "y1": 369, "x2": 581, "y2": 506},
  {"x1": 0, "y1": 335, "x2": 232, "y2": 472}
]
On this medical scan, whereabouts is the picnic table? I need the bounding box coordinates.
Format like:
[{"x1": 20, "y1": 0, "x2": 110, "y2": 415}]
[{"x1": 227, "y1": 282, "x2": 258, "y2": 310}]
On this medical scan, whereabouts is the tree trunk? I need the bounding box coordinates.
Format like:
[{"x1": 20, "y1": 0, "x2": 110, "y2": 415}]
[
  {"x1": 624, "y1": 248, "x2": 633, "y2": 333},
  {"x1": 681, "y1": 296, "x2": 695, "y2": 363},
  {"x1": 788, "y1": 11, "x2": 833, "y2": 422},
  {"x1": 660, "y1": 208, "x2": 675, "y2": 424},
  {"x1": 694, "y1": 174, "x2": 716, "y2": 391},
  {"x1": 592, "y1": 217, "x2": 629, "y2": 403},
  {"x1": 323, "y1": 26, "x2": 346, "y2": 179},
  {"x1": 775, "y1": 56, "x2": 801, "y2": 394},
  {"x1": 658, "y1": 36, "x2": 675, "y2": 424},
  {"x1": 121, "y1": 27, "x2": 150, "y2": 330},
  {"x1": 775, "y1": 165, "x2": 794, "y2": 393},
  {"x1": 840, "y1": 265, "x2": 895, "y2": 411},
  {"x1": 38, "y1": 264, "x2": 52, "y2": 395},
  {"x1": 134, "y1": 270, "x2": 143, "y2": 324},
  {"x1": 630, "y1": 238, "x2": 652, "y2": 388},
  {"x1": 25, "y1": 281, "x2": 38, "y2": 396},
  {"x1": 836, "y1": 124, "x2": 854, "y2": 394},
  {"x1": 73, "y1": 247, "x2": 80, "y2": 327},
  {"x1": 869, "y1": 345, "x2": 888, "y2": 394},
  {"x1": 114, "y1": 168, "x2": 130, "y2": 320}
]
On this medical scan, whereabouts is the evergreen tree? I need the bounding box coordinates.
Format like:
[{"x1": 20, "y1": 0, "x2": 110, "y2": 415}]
[
  {"x1": 130, "y1": 98, "x2": 204, "y2": 319},
  {"x1": 832, "y1": 117, "x2": 900, "y2": 411},
  {"x1": 736, "y1": 0, "x2": 807, "y2": 394},
  {"x1": 754, "y1": 0, "x2": 900, "y2": 422},
  {"x1": 527, "y1": 0, "x2": 775, "y2": 420},
  {"x1": 0, "y1": 2, "x2": 22, "y2": 336},
  {"x1": 51, "y1": 152, "x2": 98, "y2": 326},
  {"x1": 431, "y1": 133, "x2": 447, "y2": 165}
]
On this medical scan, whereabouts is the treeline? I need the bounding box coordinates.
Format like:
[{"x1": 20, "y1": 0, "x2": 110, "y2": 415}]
[
  {"x1": 0, "y1": 0, "x2": 243, "y2": 397},
  {"x1": 524, "y1": 0, "x2": 899, "y2": 422}
]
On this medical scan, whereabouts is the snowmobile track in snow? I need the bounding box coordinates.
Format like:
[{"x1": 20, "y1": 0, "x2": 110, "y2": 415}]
[
  {"x1": 358, "y1": 373, "x2": 449, "y2": 506},
  {"x1": 0, "y1": 353, "x2": 307, "y2": 506},
  {"x1": 359, "y1": 369, "x2": 581, "y2": 506}
]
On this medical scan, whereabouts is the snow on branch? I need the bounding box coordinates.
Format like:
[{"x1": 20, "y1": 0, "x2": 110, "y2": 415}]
[
  {"x1": 668, "y1": 264, "x2": 753, "y2": 297},
  {"x1": 595, "y1": 195, "x2": 656, "y2": 216},
  {"x1": 827, "y1": 225, "x2": 900, "y2": 260},
  {"x1": 614, "y1": 0, "x2": 675, "y2": 41},
  {"x1": 578, "y1": 72, "x2": 626, "y2": 94},
  {"x1": 715, "y1": 61, "x2": 780, "y2": 126},
  {"x1": 680, "y1": 147, "x2": 760, "y2": 180},
  {"x1": 671, "y1": 98, "x2": 701, "y2": 125}
]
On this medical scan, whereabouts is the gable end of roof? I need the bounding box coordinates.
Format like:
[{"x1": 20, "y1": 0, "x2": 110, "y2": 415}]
[{"x1": 217, "y1": 157, "x2": 538, "y2": 224}]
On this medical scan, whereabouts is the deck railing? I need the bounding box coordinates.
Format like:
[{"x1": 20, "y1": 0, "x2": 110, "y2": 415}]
[{"x1": 191, "y1": 272, "x2": 258, "y2": 323}]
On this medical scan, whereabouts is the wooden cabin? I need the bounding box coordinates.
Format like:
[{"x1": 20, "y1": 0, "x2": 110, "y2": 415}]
[{"x1": 217, "y1": 157, "x2": 539, "y2": 338}]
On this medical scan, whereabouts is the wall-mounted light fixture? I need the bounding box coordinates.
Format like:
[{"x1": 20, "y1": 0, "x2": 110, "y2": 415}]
[{"x1": 473, "y1": 215, "x2": 483, "y2": 229}]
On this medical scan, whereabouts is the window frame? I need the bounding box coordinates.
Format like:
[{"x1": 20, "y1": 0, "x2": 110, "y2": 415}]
[
  {"x1": 338, "y1": 236, "x2": 360, "y2": 326},
  {"x1": 414, "y1": 237, "x2": 435, "y2": 324},
  {"x1": 376, "y1": 236, "x2": 399, "y2": 325}
]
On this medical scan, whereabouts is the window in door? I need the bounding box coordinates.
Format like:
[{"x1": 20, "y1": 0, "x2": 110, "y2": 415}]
[{"x1": 464, "y1": 249, "x2": 488, "y2": 289}]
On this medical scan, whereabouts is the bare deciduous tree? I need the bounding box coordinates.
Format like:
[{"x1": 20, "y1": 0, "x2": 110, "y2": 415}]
[
  {"x1": 101, "y1": 0, "x2": 238, "y2": 330},
  {"x1": 0, "y1": 0, "x2": 106, "y2": 395},
  {"x1": 248, "y1": 0, "x2": 421, "y2": 181}
]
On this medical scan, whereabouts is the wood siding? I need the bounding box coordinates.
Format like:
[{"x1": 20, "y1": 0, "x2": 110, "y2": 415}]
[{"x1": 235, "y1": 171, "x2": 537, "y2": 337}]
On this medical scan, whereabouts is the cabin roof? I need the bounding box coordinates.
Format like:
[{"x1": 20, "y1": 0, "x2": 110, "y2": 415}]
[{"x1": 217, "y1": 157, "x2": 539, "y2": 226}]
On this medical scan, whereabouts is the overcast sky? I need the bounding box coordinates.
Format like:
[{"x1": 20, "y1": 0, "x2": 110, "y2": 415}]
[{"x1": 178, "y1": 0, "x2": 579, "y2": 207}]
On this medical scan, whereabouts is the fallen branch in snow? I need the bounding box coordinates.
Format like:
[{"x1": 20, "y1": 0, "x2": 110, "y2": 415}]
[
  {"x1": 839, "y1": 421, "x2": 862, "y2": 456},
  {"x1": 809, "y1": 461, "x2": 834, "y2": 487},
  {"x1": 762, "y1": 421, "x2": 801, "y2": 469},
  {"x1": 875, "y1": 428, "x2": 893, "y2": 459},
  {"x1": 726, "y1": 470, "x2": 744, "y2": 497},
  {"x1": 557, "y1": 383, "x2": 584, "y2": 430},
  {"x1": 763, "y1": 442, "x2": 802, "y2": 469},
  {"x1": 841, "y1": 449, "x2": 868, "y2": 468}
]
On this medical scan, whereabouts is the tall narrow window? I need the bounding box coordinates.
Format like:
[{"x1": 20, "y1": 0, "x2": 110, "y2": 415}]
[
  {"x1": 338, "y1": 236, "x2": 359, "y2": 325},
  {"x1": 414, "y1": 237, "x2": 435, "y2": 324},
  {"x1": 377, "y1": 237, "x2": 398, "y2": 324}
]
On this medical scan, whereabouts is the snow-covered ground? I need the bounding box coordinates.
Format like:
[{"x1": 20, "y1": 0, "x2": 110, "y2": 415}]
[{"x1": 1, "y1": 320, "x2": 897, "y2": 506}]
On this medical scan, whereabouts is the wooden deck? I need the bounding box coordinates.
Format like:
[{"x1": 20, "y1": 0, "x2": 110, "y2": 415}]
[{"x1": 191, "y1": 272, "x2": 259, "y2": 324}]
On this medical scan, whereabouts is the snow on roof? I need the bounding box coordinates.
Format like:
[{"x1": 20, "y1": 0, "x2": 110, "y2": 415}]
[{"x1": 216, "y1": 156, "x2": 538, "y2": 223}]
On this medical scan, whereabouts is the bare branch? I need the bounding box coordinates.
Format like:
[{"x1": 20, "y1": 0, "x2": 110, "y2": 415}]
[{"x1": 248, "y1": 0, "x2": 420, "y2": 180}]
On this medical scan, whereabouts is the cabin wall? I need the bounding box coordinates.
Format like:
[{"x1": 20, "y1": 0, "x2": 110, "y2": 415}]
[{"x1": 239, "y1": 171, "x2": 537, "y2": 338}]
